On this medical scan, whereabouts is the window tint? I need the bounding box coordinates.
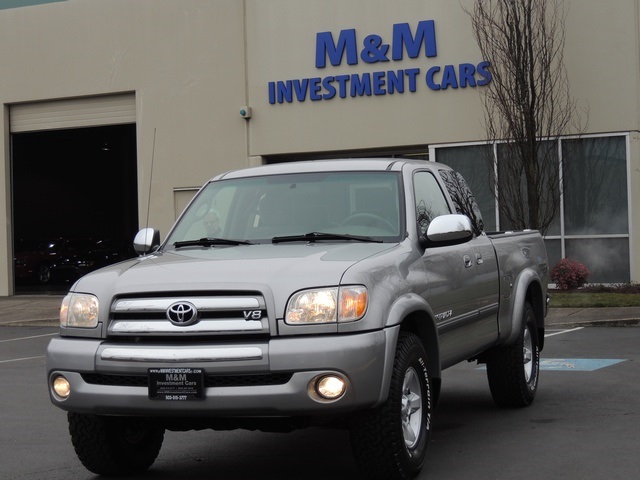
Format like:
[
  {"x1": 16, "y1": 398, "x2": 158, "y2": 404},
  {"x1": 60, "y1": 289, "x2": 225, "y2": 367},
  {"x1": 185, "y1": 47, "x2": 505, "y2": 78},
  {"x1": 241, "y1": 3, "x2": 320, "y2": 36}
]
[
  {"x1": 434, "y1": 144, "x2": 496, "y2": 231},
  {"x1": 413, "y1": 171, "x2": 450, "y2": 235},
  {"x1": 438, "y1": 169, "x2": 484, "y2": 235}
]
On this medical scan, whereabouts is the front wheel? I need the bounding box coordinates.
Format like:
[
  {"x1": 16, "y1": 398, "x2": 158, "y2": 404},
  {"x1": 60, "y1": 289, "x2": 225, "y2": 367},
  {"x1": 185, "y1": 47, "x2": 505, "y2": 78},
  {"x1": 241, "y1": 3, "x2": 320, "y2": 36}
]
[
  {"x1": 349, "y1": 332, "x2": 433, "y2": 480},
  {"x1": 486, "y1": 302, "x2": 540, "y2": 407},
  {"x1": 68, "y1": 413, "x2": 164, "y2": 476}
]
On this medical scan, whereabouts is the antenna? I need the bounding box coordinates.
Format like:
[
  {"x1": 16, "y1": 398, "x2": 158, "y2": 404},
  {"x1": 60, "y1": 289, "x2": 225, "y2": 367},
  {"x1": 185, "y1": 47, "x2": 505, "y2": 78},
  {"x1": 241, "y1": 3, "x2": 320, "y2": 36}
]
[{"x1": 145, "y1": 128, "x2": 157, "y2": 230}]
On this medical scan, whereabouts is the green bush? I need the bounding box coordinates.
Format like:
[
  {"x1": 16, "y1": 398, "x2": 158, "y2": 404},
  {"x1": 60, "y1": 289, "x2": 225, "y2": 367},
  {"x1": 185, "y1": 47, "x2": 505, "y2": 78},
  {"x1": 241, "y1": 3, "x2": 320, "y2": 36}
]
[{"x1": 550, "y1": 258, "x2": 590, "y2": 290}]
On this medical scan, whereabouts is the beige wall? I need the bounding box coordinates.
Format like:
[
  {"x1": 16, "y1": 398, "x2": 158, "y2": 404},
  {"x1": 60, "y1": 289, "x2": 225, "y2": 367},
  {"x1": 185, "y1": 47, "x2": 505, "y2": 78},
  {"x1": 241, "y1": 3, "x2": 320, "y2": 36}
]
[
  {"x1": 0, "y1": 0, "x2": 249, "y2": 295},
  {"x1": 245, "y1": 0, "x2": 489, "y2": 155},
  {"x1": 246, "y1": 0, "x2": 640, "y2": 154},
  {"x1": 565, "y1": 0, "x2": 640, "y2": 134},
  {"x1": 1, "y1": 0, "x2": 640, "y2": 294}
]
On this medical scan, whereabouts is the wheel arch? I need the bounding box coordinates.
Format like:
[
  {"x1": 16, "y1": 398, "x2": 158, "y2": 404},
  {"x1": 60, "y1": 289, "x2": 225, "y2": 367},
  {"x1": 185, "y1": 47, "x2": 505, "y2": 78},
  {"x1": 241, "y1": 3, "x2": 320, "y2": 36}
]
[
  {"x1": 400, "y1": 311, "x2": 442, "y2": 405},
  {"x1": 385, "y1": 294, "x2": 442, "y2": 404},
  {"x1": 505, "y1": 271, "x2": 547, "y2": 351}
]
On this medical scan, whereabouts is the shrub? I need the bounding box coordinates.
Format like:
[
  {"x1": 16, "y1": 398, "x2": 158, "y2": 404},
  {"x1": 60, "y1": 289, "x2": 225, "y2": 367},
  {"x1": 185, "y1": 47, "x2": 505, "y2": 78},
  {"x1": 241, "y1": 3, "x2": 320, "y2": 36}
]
[{"x1": 551, "y1": 258, "x2": 591, "y2": 290}]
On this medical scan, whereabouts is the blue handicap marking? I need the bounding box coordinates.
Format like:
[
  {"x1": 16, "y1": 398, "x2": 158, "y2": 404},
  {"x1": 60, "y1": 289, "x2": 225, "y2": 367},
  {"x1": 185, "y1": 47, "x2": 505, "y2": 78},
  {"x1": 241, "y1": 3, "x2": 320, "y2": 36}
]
[{"x1": 540, "y1": 358, "x2": 626, "y2": 371}]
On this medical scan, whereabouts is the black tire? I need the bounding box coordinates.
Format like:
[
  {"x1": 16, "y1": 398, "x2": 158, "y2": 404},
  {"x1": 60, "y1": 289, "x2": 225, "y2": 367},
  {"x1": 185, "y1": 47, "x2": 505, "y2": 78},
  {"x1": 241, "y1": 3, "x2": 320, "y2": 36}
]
[
  {"x1": 486, "y1": 302, "x2": 540, "y2": 407},
  {"x1": 68, "y1": 412, "x2": 164, "y2": 476},
  {"x1": 349, "y1": 332, "x2": 433, "y2": 480}
]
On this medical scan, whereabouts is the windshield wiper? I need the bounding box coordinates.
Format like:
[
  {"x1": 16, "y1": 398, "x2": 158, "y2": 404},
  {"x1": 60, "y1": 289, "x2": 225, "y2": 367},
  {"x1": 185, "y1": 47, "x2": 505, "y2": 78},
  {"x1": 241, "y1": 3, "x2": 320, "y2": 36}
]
[
  {"x1": 271, "y1": 232, "x2": 382, "y2": 244},
  {"x1": 174, "y1": 237, "x2": 253, "y2": 248}
]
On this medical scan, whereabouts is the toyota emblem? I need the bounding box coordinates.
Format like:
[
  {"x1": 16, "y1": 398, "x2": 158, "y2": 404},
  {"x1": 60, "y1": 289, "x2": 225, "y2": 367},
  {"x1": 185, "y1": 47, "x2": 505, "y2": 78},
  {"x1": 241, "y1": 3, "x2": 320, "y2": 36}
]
[{"x1": 166, "y1": 301, "x2": 199, "y2": 326}]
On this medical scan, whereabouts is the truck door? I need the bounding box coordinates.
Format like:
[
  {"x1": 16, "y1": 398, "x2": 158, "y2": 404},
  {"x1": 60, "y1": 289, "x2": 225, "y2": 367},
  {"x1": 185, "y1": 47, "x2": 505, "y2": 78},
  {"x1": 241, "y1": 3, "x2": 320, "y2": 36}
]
[
  {"x1": 468, "y1": 234, "x2": 500, "y2": 346},
  {"x1": 438, "y1": 169, "x2": 500, "y2": 348},
  {"x1": 413, "y1": 170, "x2": 480, "y2": 367}
]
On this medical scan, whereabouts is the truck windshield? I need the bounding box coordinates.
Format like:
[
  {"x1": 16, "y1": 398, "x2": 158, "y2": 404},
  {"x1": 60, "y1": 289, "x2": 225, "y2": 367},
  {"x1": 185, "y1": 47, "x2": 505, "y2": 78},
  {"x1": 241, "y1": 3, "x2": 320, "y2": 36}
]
[{"x1": 165, "y1": 171, "x2": 403, "y2": 246}]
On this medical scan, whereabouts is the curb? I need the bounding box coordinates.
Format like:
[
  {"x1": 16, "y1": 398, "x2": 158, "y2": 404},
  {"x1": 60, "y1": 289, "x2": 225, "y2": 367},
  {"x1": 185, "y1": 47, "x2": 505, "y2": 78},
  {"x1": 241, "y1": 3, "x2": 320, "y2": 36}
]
[{"x1": 548, "y1": 318, "x2": 640, "y2": 329}]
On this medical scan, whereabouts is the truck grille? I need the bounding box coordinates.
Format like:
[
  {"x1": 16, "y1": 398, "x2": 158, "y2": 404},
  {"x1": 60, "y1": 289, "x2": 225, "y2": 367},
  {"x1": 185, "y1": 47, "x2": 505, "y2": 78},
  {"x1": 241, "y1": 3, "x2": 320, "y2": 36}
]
[{"x1": 107, "y1": 293, "x2": 270, "y2": 337}]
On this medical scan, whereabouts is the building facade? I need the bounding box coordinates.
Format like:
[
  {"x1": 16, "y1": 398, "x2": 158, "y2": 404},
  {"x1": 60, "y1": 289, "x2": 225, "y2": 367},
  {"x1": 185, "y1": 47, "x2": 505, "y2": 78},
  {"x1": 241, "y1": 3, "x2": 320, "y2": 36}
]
[{"x1": 1, "y1": 0, "x2": 639, "y2": 295}]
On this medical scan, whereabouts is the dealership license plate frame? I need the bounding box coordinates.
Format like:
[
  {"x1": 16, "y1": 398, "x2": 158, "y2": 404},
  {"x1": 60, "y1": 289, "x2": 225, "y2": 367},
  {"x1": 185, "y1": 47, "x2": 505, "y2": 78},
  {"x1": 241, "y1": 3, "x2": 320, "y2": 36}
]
[{"x1": 148, "y1": 367, "x2": 205, "y2": 401}]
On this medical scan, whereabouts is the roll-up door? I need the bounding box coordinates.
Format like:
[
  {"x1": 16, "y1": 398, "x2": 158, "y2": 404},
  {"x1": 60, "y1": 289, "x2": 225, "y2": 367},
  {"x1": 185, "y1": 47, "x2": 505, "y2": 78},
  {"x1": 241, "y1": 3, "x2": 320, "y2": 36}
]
[{"x1": 9, "y1": 93, "x2": 135, "y2": 133}]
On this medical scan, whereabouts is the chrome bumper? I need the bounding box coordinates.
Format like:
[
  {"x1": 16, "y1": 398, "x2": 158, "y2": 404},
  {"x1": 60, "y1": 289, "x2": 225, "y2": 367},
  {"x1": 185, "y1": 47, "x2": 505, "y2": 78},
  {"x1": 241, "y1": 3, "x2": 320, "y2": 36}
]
[{"x1": 46, "y1": 327, "x2": 399, "y2": 416}]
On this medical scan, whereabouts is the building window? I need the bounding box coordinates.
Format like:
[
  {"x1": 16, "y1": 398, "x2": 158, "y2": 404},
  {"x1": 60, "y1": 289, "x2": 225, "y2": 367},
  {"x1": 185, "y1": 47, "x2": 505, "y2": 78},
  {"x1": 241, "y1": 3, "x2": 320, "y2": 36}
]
[
  {"x1": 562, "y1": 137, "x2": 628, "y2": 235},
  {"x1": 432, "y1": 134, "x2": 630, "y2": 283}
]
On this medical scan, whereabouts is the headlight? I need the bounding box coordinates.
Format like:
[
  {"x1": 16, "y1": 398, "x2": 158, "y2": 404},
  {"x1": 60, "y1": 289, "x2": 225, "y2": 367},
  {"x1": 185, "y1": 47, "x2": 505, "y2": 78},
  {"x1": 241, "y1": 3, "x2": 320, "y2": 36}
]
[
  {"x1": 60, "y1": 293, "x2": 99, "y2": 328},
  {"x1": 285, "y1": 286, "x2": 367, "y2": 324}
]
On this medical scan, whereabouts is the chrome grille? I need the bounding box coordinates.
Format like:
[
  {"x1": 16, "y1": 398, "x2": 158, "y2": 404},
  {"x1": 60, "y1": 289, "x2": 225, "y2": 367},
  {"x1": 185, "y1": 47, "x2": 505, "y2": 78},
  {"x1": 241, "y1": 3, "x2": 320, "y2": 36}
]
[{"x1": 108, "y1": 294, "x2": 269, "y2": 336}]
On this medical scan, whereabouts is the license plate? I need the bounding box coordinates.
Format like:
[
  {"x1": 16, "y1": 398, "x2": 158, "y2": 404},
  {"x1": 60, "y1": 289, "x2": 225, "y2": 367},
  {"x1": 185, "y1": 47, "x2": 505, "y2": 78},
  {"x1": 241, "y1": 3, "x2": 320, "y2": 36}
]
[{"x1": 148, "y1": 368, "x2": 204, "y2": 401}]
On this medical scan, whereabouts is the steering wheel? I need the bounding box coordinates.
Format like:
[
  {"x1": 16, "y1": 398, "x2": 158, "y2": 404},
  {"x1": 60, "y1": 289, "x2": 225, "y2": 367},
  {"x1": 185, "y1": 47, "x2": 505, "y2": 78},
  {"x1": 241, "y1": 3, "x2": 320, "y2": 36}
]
[{"x1": 340, "y1": 213, "x2": 396, "y2": 232}]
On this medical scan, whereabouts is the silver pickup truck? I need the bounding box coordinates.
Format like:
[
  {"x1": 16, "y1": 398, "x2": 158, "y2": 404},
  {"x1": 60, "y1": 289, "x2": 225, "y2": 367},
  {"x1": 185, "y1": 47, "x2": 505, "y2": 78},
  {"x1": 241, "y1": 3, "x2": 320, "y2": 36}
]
[{"x1": 46, "y1": 158, "x2": 549, "y2": 480}]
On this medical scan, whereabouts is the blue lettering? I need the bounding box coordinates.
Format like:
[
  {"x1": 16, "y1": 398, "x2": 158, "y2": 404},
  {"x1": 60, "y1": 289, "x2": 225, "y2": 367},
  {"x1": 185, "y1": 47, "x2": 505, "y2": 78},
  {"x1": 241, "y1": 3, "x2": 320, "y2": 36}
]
[
  {"x1": 426, "y1": 66, "x2": 440, "y2": 90},
  {"x1": 293, "y1": 78, "x2": 309, "y2": 101},
  {"x1": 316, "y1": 29, "x2": 358, "y2": 68},
  {"x1": 476, "y1": 61, "x2": 492, "y2": 86},
  {"x1": 392, "y1": 21, "x2": 437, "y2": 61},
  {"x1": 351, "y1": 73, "x2": 372, "y2": 97},
  {"x1": 360, "y1": 35, "x2": 390, "y2": 64},
  {"x1": 322, "y1": 77, "x2": 336, "y2": 100},
  {"x1": 405, "y1": 68, "x2": 420, "y2": 92},
  {"x1": 372, "y1": 71, "x2": 386, "y2": 95},
  {"x1": 277, "y1": 80, "x2": 293, "y2": 103},
  {"x1": 309, "y1": 77, "x2": 322, "y2": 101},
  {"x1": 387, "y1": 70, "x2": 404, "y2": 94},
  {"x1": 268, "y1": 82, "x2": 276, "y2": 104},
  {"x1": 335, "y1": 75, "x2": 350, "y2": 98},
  {"x1": 441, "y1": 65, "x2": 458, "y2": 89},
  {"x1": 459, "y1": 63, "x2": 476, "y2": 87}
]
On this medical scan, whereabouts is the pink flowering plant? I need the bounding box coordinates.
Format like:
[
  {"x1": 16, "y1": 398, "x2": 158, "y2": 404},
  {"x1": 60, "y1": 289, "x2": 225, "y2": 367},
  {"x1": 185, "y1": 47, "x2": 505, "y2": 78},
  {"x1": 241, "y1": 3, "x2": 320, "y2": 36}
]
[{"x1": 551, "y1": 258, "x2": 591, "y2": 290}]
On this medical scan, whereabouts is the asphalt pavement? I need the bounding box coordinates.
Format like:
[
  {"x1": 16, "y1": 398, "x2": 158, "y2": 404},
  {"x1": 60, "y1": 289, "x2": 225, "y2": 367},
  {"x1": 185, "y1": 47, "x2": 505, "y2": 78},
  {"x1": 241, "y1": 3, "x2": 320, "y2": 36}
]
[{"x1": 1, "y1": 294, "x2": 640, "y2": 328}]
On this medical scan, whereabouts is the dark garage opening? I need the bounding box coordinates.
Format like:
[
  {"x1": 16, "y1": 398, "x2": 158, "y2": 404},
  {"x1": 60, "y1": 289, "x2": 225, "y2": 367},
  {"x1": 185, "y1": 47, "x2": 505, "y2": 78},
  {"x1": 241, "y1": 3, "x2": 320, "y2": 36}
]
[{"x1": 12, "y1": 124, "x2": 138, "y2": 293}]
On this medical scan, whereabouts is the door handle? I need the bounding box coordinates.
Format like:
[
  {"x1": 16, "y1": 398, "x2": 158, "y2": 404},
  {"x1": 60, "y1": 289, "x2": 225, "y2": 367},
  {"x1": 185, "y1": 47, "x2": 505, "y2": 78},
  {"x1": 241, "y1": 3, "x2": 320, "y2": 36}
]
[
  {"x1": 463, "y1": 255, "x2": 473, "y2": 268},
  {"x1": 476, "y1": 253, "x2": 484, "y2": 265}
]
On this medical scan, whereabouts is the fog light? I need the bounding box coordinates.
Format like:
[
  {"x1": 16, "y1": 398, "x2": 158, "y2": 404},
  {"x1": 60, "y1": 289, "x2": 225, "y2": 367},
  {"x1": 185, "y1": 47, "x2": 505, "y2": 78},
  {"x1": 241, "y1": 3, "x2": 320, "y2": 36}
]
[
  {"x1": 52, "y1": 375, "x2": 71, "y2": 399},
  {"x1": 316, "y1": 375, "x2": 346, "y2": 400}
]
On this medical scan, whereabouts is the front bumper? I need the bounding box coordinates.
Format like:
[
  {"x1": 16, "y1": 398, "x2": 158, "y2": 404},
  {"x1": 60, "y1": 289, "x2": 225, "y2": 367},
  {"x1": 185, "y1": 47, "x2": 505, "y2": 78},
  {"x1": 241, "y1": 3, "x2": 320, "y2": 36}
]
[{"x1": 46, "y1": 327, "x2": 399, "y2": 417}]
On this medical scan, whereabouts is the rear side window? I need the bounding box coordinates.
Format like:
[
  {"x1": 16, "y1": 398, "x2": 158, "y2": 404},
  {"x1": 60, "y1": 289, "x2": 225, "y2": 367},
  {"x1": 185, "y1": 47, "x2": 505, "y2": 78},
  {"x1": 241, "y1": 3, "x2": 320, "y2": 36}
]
[
  {"x1": 438, "y1": 169, "x2": 484, "y2": 235},
  {"x1": 413, "y1": 171, "x2": 451, "y2": 235}
]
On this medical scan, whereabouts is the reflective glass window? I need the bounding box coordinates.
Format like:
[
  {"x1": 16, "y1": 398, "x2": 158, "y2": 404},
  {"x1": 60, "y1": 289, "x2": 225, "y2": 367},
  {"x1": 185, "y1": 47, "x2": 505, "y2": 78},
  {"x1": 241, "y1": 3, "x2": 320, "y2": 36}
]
[{"x1": 563, "y1": 137, "x2": 628, "y2": 235}]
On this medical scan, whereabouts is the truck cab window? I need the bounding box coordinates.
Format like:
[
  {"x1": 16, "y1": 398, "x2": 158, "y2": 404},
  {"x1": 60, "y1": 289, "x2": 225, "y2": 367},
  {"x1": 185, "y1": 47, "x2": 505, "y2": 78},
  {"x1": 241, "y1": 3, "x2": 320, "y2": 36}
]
[
  {"x1": 438, "y1": 169, "x2": 485, "y2": 235},
  {"x1": 413, "y1": 171, "x2": 451, "y2": 235}
]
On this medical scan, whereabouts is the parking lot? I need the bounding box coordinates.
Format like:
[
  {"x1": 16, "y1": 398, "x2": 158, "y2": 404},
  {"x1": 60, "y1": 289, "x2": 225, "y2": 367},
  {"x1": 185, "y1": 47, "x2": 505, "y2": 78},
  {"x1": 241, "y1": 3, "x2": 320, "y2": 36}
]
[{"x1": 1, "y1": 320, "x2": 639, "y2": 479}]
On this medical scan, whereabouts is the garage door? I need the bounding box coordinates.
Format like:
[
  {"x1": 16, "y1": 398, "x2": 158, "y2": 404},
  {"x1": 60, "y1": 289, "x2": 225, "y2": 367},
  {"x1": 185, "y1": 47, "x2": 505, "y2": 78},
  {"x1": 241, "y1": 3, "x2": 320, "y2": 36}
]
[{"x1": 9, "y1": 93, "x2": 135, "y2": 133}]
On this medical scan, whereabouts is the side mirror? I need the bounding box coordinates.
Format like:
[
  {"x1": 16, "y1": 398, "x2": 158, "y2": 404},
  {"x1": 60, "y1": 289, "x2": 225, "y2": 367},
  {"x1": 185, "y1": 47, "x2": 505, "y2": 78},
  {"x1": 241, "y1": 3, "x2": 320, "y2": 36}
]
[
  {"x1": 421, "y1": 214, "x2": 473, "y2": 248},
  {"x1": 133, "y1": 228, "x2": 161, "y2": 255}
]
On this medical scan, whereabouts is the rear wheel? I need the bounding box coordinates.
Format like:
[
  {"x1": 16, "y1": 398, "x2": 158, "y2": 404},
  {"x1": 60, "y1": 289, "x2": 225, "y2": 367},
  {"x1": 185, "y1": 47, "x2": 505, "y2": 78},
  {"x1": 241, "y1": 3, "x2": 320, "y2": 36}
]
[
  {"x1": 68, "y1": 412, "x2": 164, "y2": 476},
  {"x1": 350, "y1": 332, "x2": 432, "y2": 480},
  {"x1": 486, "y1": 302, "x2": 540, "y2": 407}
]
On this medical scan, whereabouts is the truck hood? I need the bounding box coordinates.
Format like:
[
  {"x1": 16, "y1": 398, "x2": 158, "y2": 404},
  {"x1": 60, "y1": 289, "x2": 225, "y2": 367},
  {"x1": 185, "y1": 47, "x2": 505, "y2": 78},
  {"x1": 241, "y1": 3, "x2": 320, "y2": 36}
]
[{"x1": 72, "y1": 242, "x2": 398, "y2": 305}]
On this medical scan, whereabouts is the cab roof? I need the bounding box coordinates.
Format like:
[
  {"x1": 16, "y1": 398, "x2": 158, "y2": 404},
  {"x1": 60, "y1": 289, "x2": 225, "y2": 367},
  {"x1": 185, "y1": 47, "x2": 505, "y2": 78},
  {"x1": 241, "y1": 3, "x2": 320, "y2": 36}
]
[{"x1": 213, "y1": 157, "x2": 451, "y2": 181}]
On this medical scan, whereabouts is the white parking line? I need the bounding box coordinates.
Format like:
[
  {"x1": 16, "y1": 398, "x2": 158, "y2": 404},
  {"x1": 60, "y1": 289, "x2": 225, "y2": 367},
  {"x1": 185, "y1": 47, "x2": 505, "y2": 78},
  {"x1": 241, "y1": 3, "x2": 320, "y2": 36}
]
[
  {"x1": 545, "y1": 327, "x2": 584, "y2": 338},
  {"x1": 0, "y1": 355, "x2": 44, "y2": 364},
  {"x1": 0, "y1": 332, "x2": 57, "y2": 343}
]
